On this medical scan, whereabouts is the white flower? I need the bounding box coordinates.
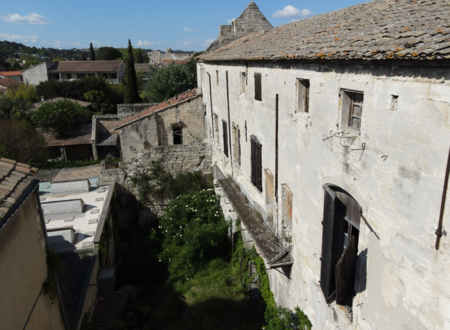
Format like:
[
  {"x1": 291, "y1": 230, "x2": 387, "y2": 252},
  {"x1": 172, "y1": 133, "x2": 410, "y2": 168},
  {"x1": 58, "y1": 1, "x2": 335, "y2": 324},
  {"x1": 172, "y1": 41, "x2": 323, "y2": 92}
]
[
  {"x1": 180, "y1": 226, "x2": 182, "y2": 228},
  {"x1": 159, "y1": 259, "x2": 161, "y2": 262}
]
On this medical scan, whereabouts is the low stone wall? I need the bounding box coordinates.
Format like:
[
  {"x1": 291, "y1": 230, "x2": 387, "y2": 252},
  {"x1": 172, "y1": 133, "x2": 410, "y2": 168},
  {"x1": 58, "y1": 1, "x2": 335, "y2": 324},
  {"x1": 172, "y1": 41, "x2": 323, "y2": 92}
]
[{"x1": 117, "y1": 103, "x2": 157, "y2": 120}]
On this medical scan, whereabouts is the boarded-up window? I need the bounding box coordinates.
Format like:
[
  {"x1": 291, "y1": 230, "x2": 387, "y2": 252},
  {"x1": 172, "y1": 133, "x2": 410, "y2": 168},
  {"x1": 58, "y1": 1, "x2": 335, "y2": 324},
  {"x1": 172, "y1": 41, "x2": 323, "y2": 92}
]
[
  {"x1": 251, "y1": 136, "x2": 262, "y2": 191},
  {"x1": 241, "y1": 72, "x2": 246, "y2": 93},
  {"x1": 223, "y1": 120, "x2": 228, "y2": 157},
  {"x1": 254, "y1": 73, "x2": 262, "y2": 101},
  {"x1": 320, "y1": 185, "x2": 360, "y2": 306},
  {"x1": 296, "y1": 79, "x2": 310, "y2": 113},
  {"x1": 173, "y1": 126, "x2": 183, "y2": 145}
]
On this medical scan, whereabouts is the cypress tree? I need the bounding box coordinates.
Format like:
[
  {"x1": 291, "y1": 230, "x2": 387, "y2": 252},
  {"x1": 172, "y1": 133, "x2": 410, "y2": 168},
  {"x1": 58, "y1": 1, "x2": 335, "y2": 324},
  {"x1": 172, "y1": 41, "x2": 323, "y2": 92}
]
[
  {"x1": 89, "y1": 43, "x2": 95, "y2": 61},
  {"x1": 124, "y1": 39, "x2": 140, "y2": 103},
  {"x1": 81, "y1": 53, "x2": 86, "y2": 61}
]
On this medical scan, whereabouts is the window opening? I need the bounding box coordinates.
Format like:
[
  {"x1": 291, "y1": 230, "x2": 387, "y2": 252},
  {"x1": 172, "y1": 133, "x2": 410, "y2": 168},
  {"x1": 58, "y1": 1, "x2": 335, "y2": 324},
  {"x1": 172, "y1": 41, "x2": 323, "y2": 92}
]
[
  {"x1": 238, "y1": 128, "x2": 241, "y2": 166},
  {"x1": 222, "y1": 120, "x2": 228, "y2": 157},
  {"x1": 216, "y1": 70, "x2": 219, "y2": 85},
  {"x1": 241, "y1": 72, "x2": 247, "y2": 93},
  {"x1": 320, "y1": 185, "x2": 361, "y2": 308},
  {"x1": 251, "y1": 137, "x2": 262, "y2": 191},
  {"x1": 77, "y1": 73, "x2": 86, "y2": 79},
  {"x1": 391, "y1": 95, "x2": 398, "y2": 111},
  {"x1": 296, "y1": 79, "x2": 310, "y2": 113},
  {"x1": 173, "y1": 126, "x2": 183, "y2": 145},
  {"x1": 66, "y1": 73, "x2": 72, "y2": 79},
  {"x1": 254, "y1": 73, "x2": 262, "y2": 101},
  {"x1": 341, "y1": 90, "x2": 364, "y2": 131}
]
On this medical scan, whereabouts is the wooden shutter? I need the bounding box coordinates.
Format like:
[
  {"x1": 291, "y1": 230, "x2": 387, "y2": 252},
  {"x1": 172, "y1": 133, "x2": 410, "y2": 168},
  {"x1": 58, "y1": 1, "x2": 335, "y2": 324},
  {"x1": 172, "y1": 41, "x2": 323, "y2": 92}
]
[
  {"x1": 349, "y1": 93, "x2": 363, "y2": 129},
  {"x1": 251, "y1": 139, "x2": 262, "y2": 191},
  {"x1": 297, "y1": 79, "x2": 310, "y2": 112},
  {"x1": 335, "y1": 236, "x2": 357, "y2": 304},
  {"x1": 254, "y1": 73, "x2": 262, "y2": 101},
  {"x1": 223, "y1": 121, "x2": 228, "y2": 157},
  {"x1": 320, "y1": 185, "x2": 337, "y2": 303}
]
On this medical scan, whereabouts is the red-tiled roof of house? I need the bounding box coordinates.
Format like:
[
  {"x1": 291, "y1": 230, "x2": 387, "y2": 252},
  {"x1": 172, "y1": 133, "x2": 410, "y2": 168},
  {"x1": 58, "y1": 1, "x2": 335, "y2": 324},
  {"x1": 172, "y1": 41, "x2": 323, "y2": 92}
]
[
  {"x1": 44, "y1": 124, "x2": 92, "y2": 147},
  {"x1": 0, "y1": 78, "x2": 20, "y2": 88},
  {"x1": 199, "y1": 0, "x2": 450, "y2": 62},
  {"x1": 0, "y1": 71, "x2": 22, "y2": 77},
  {"x1": 0, "y1": 157, "x2": 38, "y2": 222},
  {"x1": 48, "y1": 61, "x2": 124, "y2": 73},
  {"x1": 114, "y1": 89, "x2": 201, "y2": 129}
]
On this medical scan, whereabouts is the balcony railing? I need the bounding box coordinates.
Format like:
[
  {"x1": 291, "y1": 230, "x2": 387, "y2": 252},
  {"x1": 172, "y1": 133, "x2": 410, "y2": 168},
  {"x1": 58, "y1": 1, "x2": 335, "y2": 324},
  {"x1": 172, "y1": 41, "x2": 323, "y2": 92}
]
[{"x1": 213, "y1": 165, "x2": 293, "y2": 268}]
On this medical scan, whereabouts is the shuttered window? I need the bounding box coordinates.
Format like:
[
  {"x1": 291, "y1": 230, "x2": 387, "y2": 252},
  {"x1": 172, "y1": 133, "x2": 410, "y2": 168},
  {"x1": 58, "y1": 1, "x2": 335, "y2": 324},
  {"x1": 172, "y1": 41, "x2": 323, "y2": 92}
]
[
  {"x1": 254, "y1": 73, "x2": 262, "y2": 101},
  {"x1": 251, "y1": 137, "x2": 262, "y2": 191},
  {"x1": 223, "y1": 120, "x2": 228, "y2": 157},
  {"x1": 320, "y1": 185, "x2": 360, "y2": 306},
  {"x1": 349, "y1": 93, "x2": 363, "y2": 129},
  {"x1": 297, "y1": 79, "x2": 310, "y2": 113}
]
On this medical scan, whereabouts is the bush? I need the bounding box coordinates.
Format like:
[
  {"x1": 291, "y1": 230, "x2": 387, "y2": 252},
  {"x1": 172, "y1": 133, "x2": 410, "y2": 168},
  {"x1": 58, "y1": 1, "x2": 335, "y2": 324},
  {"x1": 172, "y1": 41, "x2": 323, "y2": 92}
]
[
  {"x1": 30, "y1": 98, "x2": 92, "y2": 138},
  {"x1": 158, "y1": 190, "x2": 229, "y2": 279},
  {"x1": 0, "y1": 83, "x2": 38, "y2": 120},
  {"x1": 35, "y1": 77, "x2": 125, "y2": 113},
  {"x1": 146, "y1": 64, "x2": 196, "y2": 103},
  {"x1": 0, "y1": 119, "x2": 47, "y2": 164}
]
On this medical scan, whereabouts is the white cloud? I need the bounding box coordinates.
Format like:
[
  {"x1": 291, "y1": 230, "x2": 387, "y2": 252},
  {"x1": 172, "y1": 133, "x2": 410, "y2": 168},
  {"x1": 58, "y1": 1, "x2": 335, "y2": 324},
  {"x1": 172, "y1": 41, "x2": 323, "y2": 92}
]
[
  {"x1": 91, "y1": 41, "x2": 102, "y2": 46},
  {"x1": 136, "y1": 40, "x2": 157, "y2": 47},
  {"x1": 227, "y1": 18, "x2": 236, "y2": 24},
  {"x1": 1, "y1": 13, "x2": 50, "y2": 25},
  {"x1": 202, "y1": 39, "x2": 215, "y2": 48},
  {"x1": 0, "y1": 33, "x2": 38, "y2": 43},
  {"x1": 272, "y1": 5, "x2": 313, "y2": 21},
  {"x1": 183, "y1": 27, "x2": 197, "y2": 32}
]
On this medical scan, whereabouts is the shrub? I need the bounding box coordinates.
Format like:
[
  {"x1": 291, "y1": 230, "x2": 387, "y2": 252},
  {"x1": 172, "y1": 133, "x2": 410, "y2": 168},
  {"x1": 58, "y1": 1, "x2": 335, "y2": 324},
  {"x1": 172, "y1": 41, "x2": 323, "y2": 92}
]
[
  {"x1": 0, "y1": 83, "x2": 38, "y2": 120},
  {"x1": 158, "y1": 190, "x2": 229, "y2": 279},
  {"x1": 0, "y1": 119, "x2": 47, "y2": 164},
  {"x1": 146, "y1": 64, "x2": 196, "y2": 103},
  {"x1": 30, "y1": 98, "x2": 92, "y2": 138}
]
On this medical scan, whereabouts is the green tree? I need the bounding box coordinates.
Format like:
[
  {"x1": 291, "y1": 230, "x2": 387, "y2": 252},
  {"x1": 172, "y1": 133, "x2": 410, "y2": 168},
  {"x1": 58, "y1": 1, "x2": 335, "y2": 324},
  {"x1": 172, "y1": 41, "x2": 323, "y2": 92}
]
[
  {"x1": 119, "y1": 47, "x2": 149, "y2": 64},
  {"x1": 89, "y1": 43, "x2": 95, "y2": 61},
  {"x1": 81, "y1": 53, "x2": 86, "y2": 61},
  {"x1": 10, "y1": 58, "x2": 20, "y2": 70},
  {"x1": 22, "y1": 59, "x2": 43, "y2": 69},
  {"x1": 185, "y1": 51, "x2": 203, "y2": 76},
  {"x1": 30, "y1": 99, "x2": 92, "y2": 138},
  {"x1": 146, "y1": 64, "x2": 196, "y2": 103},
  {"x1": 124, "y1": 39, "x2": 140, "y2": 103},
  {"x1": 0, "y1": 119, "x2": 47, "y2": 164},
  {"x1": 96, "y1": 47, "x2": 122, "y2": 60}
]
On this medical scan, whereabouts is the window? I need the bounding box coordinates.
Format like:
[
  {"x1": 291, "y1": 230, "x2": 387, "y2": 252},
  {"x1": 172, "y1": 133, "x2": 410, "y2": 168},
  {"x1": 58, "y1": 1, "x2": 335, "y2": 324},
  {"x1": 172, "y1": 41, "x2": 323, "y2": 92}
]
[
  {"x1": 254, "y1": 73, "x2": 262, "y2": 101},
  {"x1": 251, "y1": 136, "x2": 262, "y2": 191},
  {"x1": 77, "y1": 73, "x2": 86, "y2": 79},
  {"x1": 320, "y1": 185, "x2": 360, "y2": 306},
  {"x1": 222, "y1": 121, "x2": 229, "y2": 157},
  {"x1": 88, "y1": 73, "x2": 96, "y2": 77},
  {"x1": 109, "y1": 73, "x2": 117, "y2": 79},
  {"x1": 216, "y1": 70, "x2": 219, "y2": 85},
  {"x1": 232, "y1": 125, "x2": 241, "y2": 165},
  {"x1": 296, "y1": 79, "x2": 310, "y2": 113},
  {"x1": 390, "y1": 95, "x2": 398, "y2": 111},
  {"x1": 241, "y1": 72, "x2": 246, "y2": 93},
  {"x1": 66, "y1": 73, "x2": 72, "y2": 79},
  {"x1": 173, "y1": 126, "x2": 183, "y2": 145},
  {"x1": 238, "y1": 129, "x2": 241, "y2": 166},
  {"x1": 341, "y1": 90, "x2": 363, "y2": 130},
  {"x1": 49, "y1": 74, "x2": 59, "y2": 80}
]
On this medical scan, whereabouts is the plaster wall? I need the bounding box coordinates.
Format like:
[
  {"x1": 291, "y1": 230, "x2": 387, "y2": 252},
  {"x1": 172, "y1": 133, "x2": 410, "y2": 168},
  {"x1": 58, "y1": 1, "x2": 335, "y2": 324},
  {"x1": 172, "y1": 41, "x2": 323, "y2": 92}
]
[
  {"x1": 0, "y1": 192, "x2": 63, "y2": 330},
  {"x1": 199, "y1": 60, "x2": 450, "y2": 329},
  {"x1": 22, "y1": 61, "x2": 54, "y2": 85}
]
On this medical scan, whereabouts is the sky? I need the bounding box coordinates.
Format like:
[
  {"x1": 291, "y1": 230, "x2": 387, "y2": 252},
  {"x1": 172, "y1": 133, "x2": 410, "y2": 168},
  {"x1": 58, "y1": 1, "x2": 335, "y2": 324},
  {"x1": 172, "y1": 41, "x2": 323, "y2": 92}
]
[{"x1": 0, "y1": 0, "x2": 368, "y2": 51}]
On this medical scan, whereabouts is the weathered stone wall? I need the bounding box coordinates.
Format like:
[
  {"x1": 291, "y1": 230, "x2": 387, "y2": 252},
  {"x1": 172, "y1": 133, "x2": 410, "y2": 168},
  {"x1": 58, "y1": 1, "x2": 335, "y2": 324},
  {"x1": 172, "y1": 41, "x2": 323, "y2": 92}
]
[
  {"x1": 200, "y1": 60, "x2": 450, "y2": 330},
  {"x1": 117, "y1": 103, "x2": 157, "y2": 120}
]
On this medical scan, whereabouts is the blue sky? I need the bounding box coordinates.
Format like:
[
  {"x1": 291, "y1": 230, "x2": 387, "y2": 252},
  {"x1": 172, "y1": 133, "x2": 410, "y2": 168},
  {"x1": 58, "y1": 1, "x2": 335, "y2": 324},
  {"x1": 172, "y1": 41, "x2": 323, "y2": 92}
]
[{"x1": 0, "y1": 0, "x2": 367, "y2": 51}]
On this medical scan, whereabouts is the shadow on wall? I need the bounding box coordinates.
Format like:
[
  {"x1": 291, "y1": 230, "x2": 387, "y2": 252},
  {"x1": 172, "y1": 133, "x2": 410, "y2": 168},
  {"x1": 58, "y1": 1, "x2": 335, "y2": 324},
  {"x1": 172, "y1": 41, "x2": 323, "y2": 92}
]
[{"x1": 355, "y1": 248, "x2": 367, "y2": 295}]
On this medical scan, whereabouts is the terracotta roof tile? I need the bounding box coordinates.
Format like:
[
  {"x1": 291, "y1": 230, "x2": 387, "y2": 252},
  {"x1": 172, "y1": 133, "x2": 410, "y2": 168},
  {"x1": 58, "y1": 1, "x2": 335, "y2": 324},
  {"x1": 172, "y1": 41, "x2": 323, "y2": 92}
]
[
  {"x1": 0, "y1": 78, "x2": 20, "y2": 88},
  {"x1": 48, "y1": 61, "x2": 124, "y2": 73},
  {"x1": 0, "y1": 71, "x2": 22, "y2": 77},
  {"x1": 114, "y1": 89, "x2": 201, "y2": 129},
  {"x1": 200, "y1": 0, "x2": 450, "y2": 62},
  {"x1": 0, "y1": 158, "x2": 38, "y2": 224}
]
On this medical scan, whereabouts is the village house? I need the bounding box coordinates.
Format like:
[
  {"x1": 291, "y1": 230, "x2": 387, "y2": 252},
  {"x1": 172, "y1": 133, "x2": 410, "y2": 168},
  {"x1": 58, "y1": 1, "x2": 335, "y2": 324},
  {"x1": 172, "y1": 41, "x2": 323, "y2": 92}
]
[
  {"x1": 0, "y1": 77, "x2": 20, "y2": 95},
  {"x1": 22, "y1": 60, "x2": 126, "y2": 85},
  {"x1": 197, "y1": 0, "x2": 450, "y2": 329},
  {"x1": 39, "y1": 178, "x2": 116, "y2": 329},
  {"x1": 0, "y1": 158, "x2": 65, "y2": 330},
  {"x1": 0, "y1": 70, "x2": 23, "y2": 82},
  {"x1": 147, "y1": 48, "x2": 194, "y2": 66}
]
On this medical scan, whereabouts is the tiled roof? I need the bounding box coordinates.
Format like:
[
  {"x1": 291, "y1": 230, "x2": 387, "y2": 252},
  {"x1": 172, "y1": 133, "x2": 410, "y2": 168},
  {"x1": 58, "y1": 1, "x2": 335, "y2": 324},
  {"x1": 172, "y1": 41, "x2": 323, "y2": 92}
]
[
  {"x1": 44, "y1": 124, "x2": 92, "y2": 146},
  {"x1": 48, "y1": 61, "x2": 124, "y2": 73},
  {"x1": 114, "y1": 89, "x2": 200, "y2": 129},
  {"x1": 199, "y1": 0, "x2": 450, "y2": 62},
  {"x1": 0, "y1": 78, "x2": 20, "y2": 88},
  {"x1": 0, "y1": 157, "x2": 38, "y2": 222},
  {"x1": 0, "y1": 71, "x2": 22, "y2": 77},
  {"x1": 31, "y1": 97, "x2": 91, "y2": 112}
]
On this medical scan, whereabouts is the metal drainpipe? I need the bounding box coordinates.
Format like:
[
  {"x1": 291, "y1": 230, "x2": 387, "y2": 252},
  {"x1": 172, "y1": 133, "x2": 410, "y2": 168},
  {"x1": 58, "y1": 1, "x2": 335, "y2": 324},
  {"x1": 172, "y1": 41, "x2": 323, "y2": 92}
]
[
  {"x1": 226, "y1": 71, "x2": 233, "y2": 177},
  {"x1": 436, "y1": 147, "x2": 450, "y2": 250},
  {"x1": 206, "y1": 72, "x2": 214, "y2": 139}
]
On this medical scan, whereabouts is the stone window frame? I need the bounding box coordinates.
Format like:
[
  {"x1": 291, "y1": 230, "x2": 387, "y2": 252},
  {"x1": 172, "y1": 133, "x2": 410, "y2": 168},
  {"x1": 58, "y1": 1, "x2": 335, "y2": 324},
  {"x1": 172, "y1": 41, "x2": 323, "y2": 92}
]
[{"x1": 296, "y1": 78, "x2": 310, "y2": 113}]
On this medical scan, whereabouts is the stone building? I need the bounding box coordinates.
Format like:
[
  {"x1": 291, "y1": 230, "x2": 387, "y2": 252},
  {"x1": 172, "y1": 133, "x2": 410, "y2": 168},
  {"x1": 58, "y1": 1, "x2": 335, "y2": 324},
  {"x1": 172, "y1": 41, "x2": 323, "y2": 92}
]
[
  {"x1": 0, "y1": 158, "x2": 65, "y2": 330},
  {"x1": 147, "y1": 48, "x2": 194, "y2": 66},
  {"x1": 205, "y1": 2, "x2": 273, "y2": 53},
  {"x1": 197, "y1": 0, "x2": 450, "y2": 329}
]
